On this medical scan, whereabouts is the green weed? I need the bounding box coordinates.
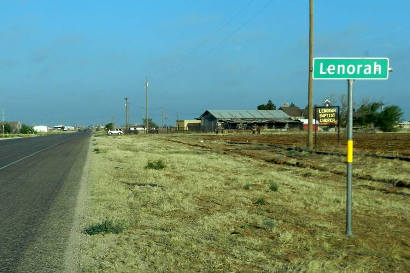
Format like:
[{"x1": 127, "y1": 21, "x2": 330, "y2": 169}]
[
  {"x1": 269, "y1": 182, "x2": 279, "y2": 192},
  {"x1": 255, "y1": 197, "x2": 266, "y2": 205},
  {"x1": 263, "y1": 220, "x2": 275, "y2": 230},
  {"x1": 145, "y1": 159, "x2": 166, "y2": 170},
  {"x1": 84, "y1": 220, "x2": 124, "y2": 235}
]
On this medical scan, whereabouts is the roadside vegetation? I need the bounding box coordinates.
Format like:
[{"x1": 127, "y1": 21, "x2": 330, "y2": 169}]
[
  {"x1": 81, "y1": 133, "x2": 410, "y2": 272},
  {"x1": 258, "y1": 98, "x2": 405, "y2": 131},
  {"x1": 354, "y1": 102, "x2": 403, "y2": 132}
]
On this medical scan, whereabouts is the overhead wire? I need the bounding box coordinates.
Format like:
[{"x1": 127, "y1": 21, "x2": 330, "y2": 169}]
[
  {"x1": 206, "y1": 0, "x2": 274, "y2": 55},
  {"x1": 148, "y1": 0, "x2": 275, "y2": 120},
  {"x1": 151, "y1": 0, "x2": 261, "y2": 80},
  {"x1": 184, "y1": 0, "x2": 257, "y2": 55}
]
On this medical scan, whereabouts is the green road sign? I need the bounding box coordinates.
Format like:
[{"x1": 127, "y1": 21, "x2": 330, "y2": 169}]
[{"x1": 313, "y1": 57, "x2": 389, "y2": 80}]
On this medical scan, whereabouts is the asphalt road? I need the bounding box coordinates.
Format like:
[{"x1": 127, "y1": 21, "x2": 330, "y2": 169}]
[{"x1": 0, "y1": 132, "x2": 90, "y2": 273}]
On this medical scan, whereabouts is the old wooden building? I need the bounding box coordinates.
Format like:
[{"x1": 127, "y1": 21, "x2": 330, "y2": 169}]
[{"x1": 199, "y1": 110, "x2": 300, "y2": 132}]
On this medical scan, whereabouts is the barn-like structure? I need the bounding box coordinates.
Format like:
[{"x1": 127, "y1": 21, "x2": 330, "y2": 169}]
[{"x1": 199, "y1": 110, "x2": 301, "y2": 132}]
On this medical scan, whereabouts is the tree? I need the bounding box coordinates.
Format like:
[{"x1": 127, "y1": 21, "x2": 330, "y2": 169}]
[
  {"x1": 289, "y1": 102, "x2": 296, "y2": 107},
  {"x1": 354, "y1": 101, "x2": 383, "y2": 127},
  {"x1": 20, "y1": 124, "x2": 35, "y2": 134},
  {"x1": 376, "y1": 105, "x2": 403, "y2": 132},
  {"x1": 142, "y1": 118, "x2": 158, "y2": 128},
  {"x1": 339, "y1": 93, "x2": 357, "y2": 127},
  {"x1": 257, "y1": 100, "x2": 276, "y2": 110},
  {"x1": 105, "y1": 122, "x2": 114, "y2": 131},
  {"x1": 0, "y1": 123, "x2": 11, "y2": 134}
]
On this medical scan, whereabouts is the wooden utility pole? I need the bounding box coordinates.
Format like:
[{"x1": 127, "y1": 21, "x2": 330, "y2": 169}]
[
  {"x1": 307, "y1": 0, "x2": 314, "y2": 149},
  {"x1": 2, "y1": 109, "x2": 5, "y2": 137},
  {"x1": 161, "y1": 107, "x2": 164, "y2": 128},
  {"x1": 124, "y1": 97, "x2": 129, "y2": 130},
  {"x1": 145, "y1": 79, "x2": 149, "y2": 133}
]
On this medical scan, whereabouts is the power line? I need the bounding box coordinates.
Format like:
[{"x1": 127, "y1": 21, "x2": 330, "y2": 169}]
[
  {"x1": 156, "y1": 0, "x2": 274, "y2": 83},
  {"x1": 186, "y1": 0, "x2": 257, "y2": 54},
  {"x1": 206, "y1": 0, "x2": 274, "y2": 55},
  {"x1": 150, "y1": 0, "x2": 262, "y2": 80}
]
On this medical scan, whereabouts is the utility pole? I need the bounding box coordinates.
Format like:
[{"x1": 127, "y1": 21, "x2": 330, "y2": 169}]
[
  {"x1": 145, "y1": 79, "x2": 149, "y2": 133},
  {"x1": 124, "y1": 97, "x2": 129, "y2": 130},
  {"x1": 2, "y1": 109, "x2": 5, "y2": 137},
  {"x1": 307, "y1": 0, "x2": 314, "y2": 149},
  {"x1": 161, "y1": 108, "x2": 164, "y2": 128}
]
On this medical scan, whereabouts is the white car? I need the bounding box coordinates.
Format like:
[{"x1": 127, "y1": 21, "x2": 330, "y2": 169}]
[{"x1": 107, "y1": 129, "x2": 123, "y2": 135}]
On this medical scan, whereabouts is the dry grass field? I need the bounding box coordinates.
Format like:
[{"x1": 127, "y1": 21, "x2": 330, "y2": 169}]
[{"x1": 80, "y1": 132, "x2": 410, "y2": 273}]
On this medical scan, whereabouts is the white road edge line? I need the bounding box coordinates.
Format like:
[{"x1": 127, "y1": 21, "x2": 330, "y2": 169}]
[{"x1": 0, "y1": 142, "x2": 63, "y2": 171}]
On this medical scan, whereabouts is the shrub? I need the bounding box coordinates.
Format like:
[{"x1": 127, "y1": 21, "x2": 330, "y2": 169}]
[
  {"x1": 20, "y1": 124, "x2": 36, "y2": 134},
  {"x1": 105, "y1": 122, "x2": 115, "y2": 131},
  {"x1": 145, "y1": 159, "x2": 166, "y2": 170},
  {"x1": 255, "y1": 197, "x2": 266, "y2": 205},
  {"x1": 377, "y1": 105, "x2": 403, "y2": 132},
  {"x1": 269, "y1": 182, "x2": 279, "y2": 192},
  {"x1": 84, "y1": 219, "x2": 124, "y2": 235},
  {"x1": 263, "y1": 220, "x2": 275, "y2": 230},
  {"x1": 243, "y1": 183, "x2": 251, "y2": 190}
]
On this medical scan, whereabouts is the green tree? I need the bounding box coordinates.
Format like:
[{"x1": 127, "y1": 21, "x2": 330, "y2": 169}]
[
  {"x1": 257, "y1": 100, "x2": 276, "y2": 110},
  {"x1": 105, "y1": 122, "x2": 114, "y2": 130},
  {"x1": 376, "y1": 105, "x2": 403, "y2": 132},
  {"x1": 354, "y1": 101, "x2": 383, "y2": 127},
  {"x1": 1, "y1": 123, "x2": 11, "y2": 134},
  {"x1": 20, "y1": 124, "x2": 36, "y2": 134},
  {"x1": 142, "y1": 118, "x2": 159, "y2": 128}
]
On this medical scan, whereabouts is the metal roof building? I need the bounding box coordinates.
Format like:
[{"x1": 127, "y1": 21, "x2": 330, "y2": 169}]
[{"x1": 199, "y1": 110, "x2": 300, "y2": 132}]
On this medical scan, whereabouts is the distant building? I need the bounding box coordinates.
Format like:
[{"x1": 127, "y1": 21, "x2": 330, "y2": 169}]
[
  {"x1": 53, "y1": 125, "x2": 64, "y2": 130},
  {"x1": 33, "y1": 125, "x2": 49, "y2": 133},
  {"x1": 199, "y1": 110, "x2": 300, "y2": 132},
  {"x1": 176, "y1": 120, "x2": 201, "y2": 131},
  {"x1": 63, "y1": 126, "x2": 75, "y2": 131},
  {"x1": 279, "y1": 106, "x2": 307, "y2": 120},
  {"x1": 53, "y1": 125, "x2": 75, "y2": 131},
  {"x1": 299, "y1": 119, "x2": 319, "y2": 131},
  {"x1": 398, "y1": 121, "x2": 410, "y2": 129}
]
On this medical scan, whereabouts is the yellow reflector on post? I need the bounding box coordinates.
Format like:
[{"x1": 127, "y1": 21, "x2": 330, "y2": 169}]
[{"x1": 347, "y1": 140, "x2": 353, "y2": 163}]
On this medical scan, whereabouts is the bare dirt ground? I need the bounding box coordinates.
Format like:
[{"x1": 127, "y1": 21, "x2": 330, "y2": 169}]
[
  {"x1": 201, "y1": 132, "x2": 410, "y2": 156},
  {"x1": 166, "y1": 132, "x2": 410, "y2": 189}
]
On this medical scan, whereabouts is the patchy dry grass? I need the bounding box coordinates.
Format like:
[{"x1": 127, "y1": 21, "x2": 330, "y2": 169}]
[{"x1": 80, "y1": 133, "x2": 410, "y2": 273}]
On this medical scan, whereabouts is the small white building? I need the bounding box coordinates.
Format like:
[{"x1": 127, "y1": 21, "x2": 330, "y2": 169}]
[
  {"x1": 398, "y1": 121, "x2": 410, "y2": 129},
  {"x1": 63, "y1": 126, "x2": 75, "y2": 131},
  {"x1": 33, "y1": 125, "x2": 48, "y2": 133}
]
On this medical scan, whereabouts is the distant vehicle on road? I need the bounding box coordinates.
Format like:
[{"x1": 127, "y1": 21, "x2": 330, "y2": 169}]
[{"x1": 107, "y1": 129, "x2": 123, "y2": 135}]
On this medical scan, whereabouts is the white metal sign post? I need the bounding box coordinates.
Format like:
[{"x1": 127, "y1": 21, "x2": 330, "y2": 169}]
[
  {"x1": 346, "y1": 79, "x2": 354, "y2": 236},
  {"x1": 313, "y1": 57, "x2": 391, "y2": 236}
]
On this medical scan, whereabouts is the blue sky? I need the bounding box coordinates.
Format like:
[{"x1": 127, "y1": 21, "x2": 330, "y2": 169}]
[{"x1": 0, "y1": 0, "x2": 409, "y2": 126}]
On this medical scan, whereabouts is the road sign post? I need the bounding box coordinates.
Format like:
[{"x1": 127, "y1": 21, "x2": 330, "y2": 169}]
[
  {"x1": 346, "y1": 79, "x2": 353, "y2": 236},
  {"x1": 312, "y1": 57, "x2": 391, "y2": 237}
]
